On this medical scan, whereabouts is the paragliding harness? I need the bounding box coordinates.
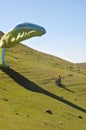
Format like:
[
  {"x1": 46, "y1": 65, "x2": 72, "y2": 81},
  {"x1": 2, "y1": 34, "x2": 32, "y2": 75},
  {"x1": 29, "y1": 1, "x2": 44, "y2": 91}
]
[{"x1": 0, "y1": 48, "x2": 9, "y2": 67}]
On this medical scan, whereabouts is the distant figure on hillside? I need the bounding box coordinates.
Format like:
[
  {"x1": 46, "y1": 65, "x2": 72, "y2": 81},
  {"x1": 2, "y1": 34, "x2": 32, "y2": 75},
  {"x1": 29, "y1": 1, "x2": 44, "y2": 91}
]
[{"x1": 55, "y1": 75, "x2": 62, "y2": 86}]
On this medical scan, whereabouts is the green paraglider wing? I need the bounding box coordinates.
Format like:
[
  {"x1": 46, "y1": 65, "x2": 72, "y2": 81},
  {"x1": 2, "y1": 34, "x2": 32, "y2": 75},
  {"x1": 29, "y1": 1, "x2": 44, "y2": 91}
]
[{"x1": 0, "y1": 23, "x2": 46, "y2": 48}]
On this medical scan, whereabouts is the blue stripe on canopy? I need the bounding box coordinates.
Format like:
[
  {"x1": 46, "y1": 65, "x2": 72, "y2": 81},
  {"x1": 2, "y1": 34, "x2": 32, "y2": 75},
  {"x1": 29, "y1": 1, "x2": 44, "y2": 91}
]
[{"x1": 13, "y1": 23, "x2": 46, "y2": 33}]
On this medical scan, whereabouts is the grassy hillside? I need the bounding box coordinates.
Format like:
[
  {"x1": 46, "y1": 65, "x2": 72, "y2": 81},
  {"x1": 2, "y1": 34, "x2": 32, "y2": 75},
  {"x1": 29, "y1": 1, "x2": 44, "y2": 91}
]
[
  {"x1": 77, "y1": 62, "x2": 86, "y2": 66},
  {"x1": 0, "y1": 43, "x2": 86, "y2": 130}
]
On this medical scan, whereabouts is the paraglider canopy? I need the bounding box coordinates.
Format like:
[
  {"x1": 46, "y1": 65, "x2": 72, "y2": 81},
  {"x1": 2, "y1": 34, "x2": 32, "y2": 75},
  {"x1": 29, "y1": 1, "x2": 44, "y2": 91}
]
[
  {"x1": 0, "y1": 22, "x2": 46, "y2": 67},
  {"x1": 0, "y1": 22, "x2": 46, "y2": 48}
]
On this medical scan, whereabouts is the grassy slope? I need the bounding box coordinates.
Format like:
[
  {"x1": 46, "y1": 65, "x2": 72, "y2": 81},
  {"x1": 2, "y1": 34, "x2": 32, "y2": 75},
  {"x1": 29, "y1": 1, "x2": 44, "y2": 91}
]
[{"x1": 0, "y1": 44, "x2": 86, "y2": 130}]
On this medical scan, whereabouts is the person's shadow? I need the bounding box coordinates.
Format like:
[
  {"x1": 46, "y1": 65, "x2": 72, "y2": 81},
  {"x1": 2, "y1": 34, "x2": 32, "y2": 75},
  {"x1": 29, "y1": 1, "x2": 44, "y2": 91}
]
[
  {"x1": 0, "y1": 67, "x2": 86, "y2": 113},
  {"x1": 56, "y1": 83, "x2": 74, "y2": 93}
]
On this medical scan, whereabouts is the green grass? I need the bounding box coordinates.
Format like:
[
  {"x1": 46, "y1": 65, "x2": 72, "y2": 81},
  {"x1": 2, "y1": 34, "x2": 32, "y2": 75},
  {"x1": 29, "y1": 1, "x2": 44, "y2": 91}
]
[{"x1": 0, "y1": 43, "x2": 86, "y2": 130}]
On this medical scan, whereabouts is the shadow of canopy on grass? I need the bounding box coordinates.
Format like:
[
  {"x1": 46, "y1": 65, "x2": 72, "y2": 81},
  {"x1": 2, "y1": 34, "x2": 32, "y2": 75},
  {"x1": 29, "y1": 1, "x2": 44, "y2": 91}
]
[{"x1": 0, "y1": 67, "x2": 86, "y2": 113}]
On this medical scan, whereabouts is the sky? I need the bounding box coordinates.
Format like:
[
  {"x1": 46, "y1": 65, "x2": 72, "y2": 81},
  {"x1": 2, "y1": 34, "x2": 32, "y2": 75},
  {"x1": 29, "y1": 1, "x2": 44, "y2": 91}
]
[{"x1": 0, "y1": 0, "x2": 86, "y2": 63}]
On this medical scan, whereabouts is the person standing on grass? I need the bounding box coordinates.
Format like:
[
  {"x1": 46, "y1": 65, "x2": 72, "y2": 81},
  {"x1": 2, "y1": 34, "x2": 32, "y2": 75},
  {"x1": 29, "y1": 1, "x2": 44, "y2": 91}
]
[{"x1": 55, "y1": 75, "x2": 61, "y2": 86}]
